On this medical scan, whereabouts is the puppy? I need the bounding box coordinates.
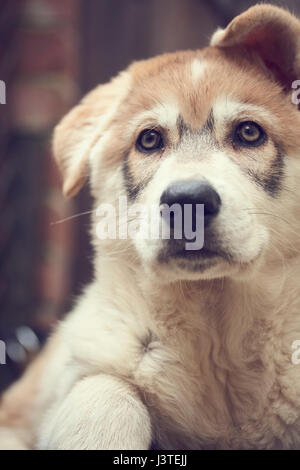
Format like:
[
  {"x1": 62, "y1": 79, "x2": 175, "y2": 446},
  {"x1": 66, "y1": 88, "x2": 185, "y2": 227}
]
[{"x1": 2, "y1": 4, "x2": 300, "y2": 449}]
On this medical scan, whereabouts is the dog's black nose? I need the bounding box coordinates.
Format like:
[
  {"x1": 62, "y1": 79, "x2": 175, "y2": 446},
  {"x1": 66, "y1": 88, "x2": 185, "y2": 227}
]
[{"x1": 160, "y1": 180, "x2": 221, "y2": 228}]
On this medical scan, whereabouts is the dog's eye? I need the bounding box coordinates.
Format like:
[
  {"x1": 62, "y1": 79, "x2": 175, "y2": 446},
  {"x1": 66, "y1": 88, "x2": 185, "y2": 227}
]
[
  {"x1": 234, "y1": 121, "x2": 266, "y2": 147},
  {"x1": 137, "y1": 129, "x2": 163, "y2": 153}
]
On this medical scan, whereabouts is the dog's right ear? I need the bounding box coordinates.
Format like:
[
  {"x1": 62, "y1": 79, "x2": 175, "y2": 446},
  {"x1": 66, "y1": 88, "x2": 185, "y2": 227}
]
[
  {"x1": 211, "y1": 4, "x2": 300, "y2": 91},
  {"x1": 53, "y1": 72, "x2": 130, "y2": 198}
]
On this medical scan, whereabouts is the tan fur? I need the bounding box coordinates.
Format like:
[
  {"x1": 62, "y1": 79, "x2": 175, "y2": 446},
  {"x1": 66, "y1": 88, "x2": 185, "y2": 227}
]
[
  {"x1": 0, "y1": 334, "x2": 59, "y2": 449},
  {"x1": 2, "y1": 4, "x2": 300, "y2": 449}
]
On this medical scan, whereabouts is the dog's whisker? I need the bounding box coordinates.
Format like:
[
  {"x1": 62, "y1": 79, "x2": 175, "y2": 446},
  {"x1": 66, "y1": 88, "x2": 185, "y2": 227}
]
[
  {"x1": 50, "y1": 209, "x2": 95, "y2": 225},
  {"x1": 267, "y1": 226, "x2": 300, "y2": 256},
  {"x1": 243, "y1": 210, "x2": 300, "y2": 234}
]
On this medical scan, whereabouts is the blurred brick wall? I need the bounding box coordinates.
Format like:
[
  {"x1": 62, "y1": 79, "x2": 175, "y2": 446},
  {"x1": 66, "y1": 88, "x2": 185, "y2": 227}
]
[
  {"x1": 11, "y1": 0, "x2": 79, "y2": 132},
  {"x1": 0, "y1": 0, "x2": 87, "y2": 389},
  {"x1": 12, "y1": 0, "x2": 82, "y2": 329}
]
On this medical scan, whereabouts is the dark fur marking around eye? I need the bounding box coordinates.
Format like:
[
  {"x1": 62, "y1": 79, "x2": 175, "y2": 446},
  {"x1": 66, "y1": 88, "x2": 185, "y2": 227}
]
[
  {"x1": 177, "y1": 115, "x2": 192, "y2": 139},
  {"x1": 122, "y1": 153, "x2": 141, "y2": 200},
  {"x1": 202, "y1": 110, "x2": 215, "y2": 134},
  {"x1": 122, "y1": 152, "x2": 155, "y2": 200},
  {"x1": 177, "y1": 111, "x2": 216, "y2": 142},
  {"x1": 247, "y1": 144, "x2": 284, "y2": 197}
]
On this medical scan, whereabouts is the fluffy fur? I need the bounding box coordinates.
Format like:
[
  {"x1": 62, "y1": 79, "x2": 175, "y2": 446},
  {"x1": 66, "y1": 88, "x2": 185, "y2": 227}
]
[{"x1": 2, "y1": 4, "x2": 300, "y2": 449}]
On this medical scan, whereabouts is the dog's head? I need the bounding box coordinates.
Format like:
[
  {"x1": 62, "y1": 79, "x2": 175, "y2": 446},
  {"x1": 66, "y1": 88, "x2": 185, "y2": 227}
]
[{"x1": 53, "y1": 5, "x2": 300, "y2": 282}]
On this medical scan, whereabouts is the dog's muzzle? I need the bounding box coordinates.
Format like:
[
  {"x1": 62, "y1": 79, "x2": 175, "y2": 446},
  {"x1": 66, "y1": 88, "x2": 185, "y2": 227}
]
[{"x1": 158, "y1": 179, "x2": 223, "y2": 261}]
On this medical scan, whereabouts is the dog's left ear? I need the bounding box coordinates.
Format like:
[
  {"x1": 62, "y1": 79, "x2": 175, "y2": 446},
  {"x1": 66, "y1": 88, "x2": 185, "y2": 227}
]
[
  {"x1": 53, "y1": 71, "x2": 130, "y2": 198},
  {"x1": 211, "y1": 4, "x2": 300, "y2": 90}
]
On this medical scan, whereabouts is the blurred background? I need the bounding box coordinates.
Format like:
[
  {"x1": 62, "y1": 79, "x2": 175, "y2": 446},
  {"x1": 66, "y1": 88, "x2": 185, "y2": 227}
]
[{"x1": 0, "y1": 0, "x2": 299, "y2": 391}]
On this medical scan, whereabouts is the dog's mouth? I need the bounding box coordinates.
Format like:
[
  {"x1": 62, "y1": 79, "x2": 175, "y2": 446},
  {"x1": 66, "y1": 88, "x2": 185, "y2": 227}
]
[
  {"x1": 172, "y1": 247, "x2": 231, "y2": 261},
  {"x1": 157, "y1": 239, "x2": 263, "y2": 276},
  {"x1": 158, "y1": 242, "x2": 232, "y2": 271}
]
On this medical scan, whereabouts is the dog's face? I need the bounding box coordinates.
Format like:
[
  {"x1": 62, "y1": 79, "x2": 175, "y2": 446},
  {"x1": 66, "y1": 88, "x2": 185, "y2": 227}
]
[{"x1": 54, "y1": 5, "x2": 300, "y2": 282}]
